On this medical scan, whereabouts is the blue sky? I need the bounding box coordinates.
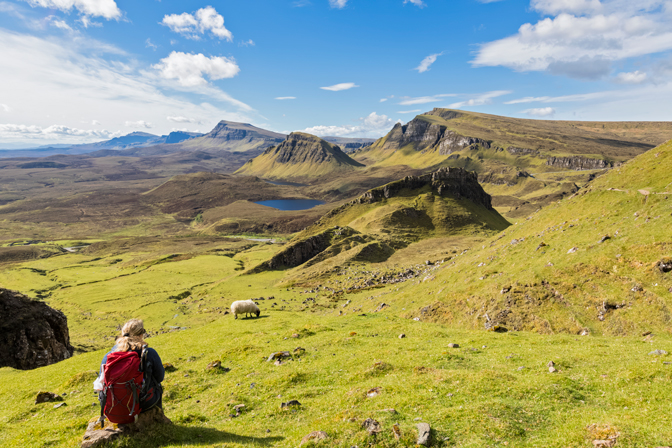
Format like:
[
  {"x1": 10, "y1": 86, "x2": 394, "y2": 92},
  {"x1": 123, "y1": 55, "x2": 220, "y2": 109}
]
[{"x1": 1, "y1": 0, "x2": 672, "y2": 148}]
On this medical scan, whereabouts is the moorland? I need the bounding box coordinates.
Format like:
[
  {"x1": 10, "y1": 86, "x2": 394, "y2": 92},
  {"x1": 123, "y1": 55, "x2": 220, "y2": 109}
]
[{"x1": 1, "y1": 109, "x2": 672, "y2": 447}]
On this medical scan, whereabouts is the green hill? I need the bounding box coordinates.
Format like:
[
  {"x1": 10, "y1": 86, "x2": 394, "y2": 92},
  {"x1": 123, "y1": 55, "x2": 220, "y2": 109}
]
[
  {"x1": 236, "y1": 132, "x2": 365, "y2": 179},
  {"x1": 354, "y1": 109, "x2": 672, "y2": 220},
  {"x1": 387, "y1": 138, "x2": 672, "y2": 335},
  {"x1": 177, "y1": 121, "x2": 286, "y2": 153}
]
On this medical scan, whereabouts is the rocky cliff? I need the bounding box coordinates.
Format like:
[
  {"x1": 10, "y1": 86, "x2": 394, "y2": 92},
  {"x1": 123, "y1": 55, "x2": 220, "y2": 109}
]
[
  {"x1": 382, "y1": 119, "x2": 492, "y2": 155},
  {"x1": 0, "y1": 288, "x2": 74, "y2": 370},
  {"x1": 546, "y1": 156, "x2": 614, "y2": 170},
  {"x1": 355, "y1": 167, "x2": 494, "y2": 210}
]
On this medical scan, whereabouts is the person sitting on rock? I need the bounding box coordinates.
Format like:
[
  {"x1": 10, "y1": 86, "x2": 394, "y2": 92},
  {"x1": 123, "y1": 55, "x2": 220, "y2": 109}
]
[{"x1": 94, "y1": 319, "x2": 165, "y2": 413}]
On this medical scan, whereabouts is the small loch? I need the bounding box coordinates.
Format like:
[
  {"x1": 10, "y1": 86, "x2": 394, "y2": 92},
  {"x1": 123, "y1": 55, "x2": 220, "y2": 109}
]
[{"x1": 254, "y1": 199, "x2": 325, "y2": 211}]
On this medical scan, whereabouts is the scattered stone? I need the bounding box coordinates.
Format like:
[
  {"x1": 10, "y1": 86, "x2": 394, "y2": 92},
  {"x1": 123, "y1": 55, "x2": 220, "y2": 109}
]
[
  {"x1": 631, "y1": 284, "x2": 643, "y2": 292},
  {"x1": 642, "y1": 331, "x2": 652, "y2": 337},
  {"x1": 163, "y1": 363, "x2": 177, "y2": 372},
  {"x1": 392, "y1": 423, "x2": 401, "y2": 440},
  {"x1": 649, "y1": 349, "x2": 668, "y2": 356},
  {"x1": 448, "y1": 343, "x2": 459, "y2": 348},
  {"x1": 549, "y1": 366, "x2": 557, "y2": 373},
  {"x1": 206, "y1": 360, "x2": 221, "y2": 370},
  {"x1": 547, "y1": 361, "x2": 555, "y2": 367},
  {"x1": 274, "y1": 360, "x2": 283, "y2": 366},
  {"x1": 517, "y1": 366, "x2": 525, "y2": 371},
  {"x1": 267, "y1": 351, "x2": 291, "y2": 362},
  {"x1": 500, "y1": 286, "x2": 511, "y2": 294},
  {"x1": 53, "y1": 402, "x2": 67, "y2": 409},
  {"x1": 536, "y1": 242, "x2": 547, "y2": 251},
  {"x1": 81, "y1": 407, "x2": 172, "y2": 448},
  {"x1": 399, "y1": 333, "x2": 406, "y2": 339},
  {"x1": 233, "y1": 404, "x2": 245, "y2": 413},
  {"x1": 598, "y1": 235, "x2": 611, "y2": 243},
  {"x1": 300, "y1": 431, "x2": 329, "y2": 446},
  {"x1": 293, "y1": 347, "x2": 305, "y2": 354},
  {"x1": 379, "y1": 408, "x2": 397, "y2": 414},
  {"x1": 416, "y1": 422, "x2": 431, "y2": 446},
  {"x1": 567, "y1": 247, "x2": 578, "y2": 254},
  {"x1": 374, "y1": 303, "x2": 388, "y2": 312},
  {"x1": 291, "y1": 333, "x2": 300, "y2": 338},
  {"x1": 362, "y1": 418, "x2": 382, "y2": 435},
  {"x1": 658, "y1": 258, "x2": 672, "y2": 273},
  {"x1": 281, "y1": 400, "x2": 301, "y2": 409},
  {"x1": 367, "y1": 387, "x2": 381, "y2": 398},
  {"x1": 487, "y1": 325, "x2": 508, "y2": 333},
  {"x1": 35, "y1": 391, "x2": 63, "y2": 404}
]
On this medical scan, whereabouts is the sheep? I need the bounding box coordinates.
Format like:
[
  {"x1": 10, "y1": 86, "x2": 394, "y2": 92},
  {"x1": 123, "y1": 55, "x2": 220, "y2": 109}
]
[{"x1": 231, "y1": 299, "x2": 260, "y2": 319}]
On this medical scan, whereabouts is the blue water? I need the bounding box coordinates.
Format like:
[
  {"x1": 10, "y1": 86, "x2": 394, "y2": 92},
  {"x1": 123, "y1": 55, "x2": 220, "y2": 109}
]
[
  {"x1": 263, "y1": 179, "x2": 306, "y2": 187},
  {"x1": 254, "y1": 199, "x2": 325, "y2": 211}
]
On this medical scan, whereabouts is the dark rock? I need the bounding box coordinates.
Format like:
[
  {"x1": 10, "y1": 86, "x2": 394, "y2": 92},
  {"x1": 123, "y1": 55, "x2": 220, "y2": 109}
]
[
  {"x1": 206, "y1": 360, "x2": 221, "y2": 370},
  {"x1": 35, "y1": 391, "x2": 63, "y2": 404},
  {"x1": 658, "y1": 258, "x2": 672, "y2": 273},
  {"x1": 448, "y1": 343, "x2": 459, "y2": 348},
  {"x1": 281, "y1": 400, "x2": 301, "y2": 409},
  {"x1": 300, "y1": 431, "x2": 328, "y2": 446},
  {"x1": 598, "y1": 235, "x2": 611, "y2": 243},
  {"x1": 536, "y1": 242, "x2": 548, "y2": 251},
  {"x1": 416, "y1": 422, "x2": 431, "y2": 446},
  {"x1": 398, "y1": 333, "x2": 406, "y2": 339},
  {"x1": 163, "y1": 363, "x2": 177, "y2": 372},
  {"x1": 362, "y1": 418, "x2": 382, "y2": 435},
  {"x1": 374, "y1": 303, "x2": 388, "y2": 312},
  {"x1": 0, "y1": 288, "x2": 74, "y2": 370}
]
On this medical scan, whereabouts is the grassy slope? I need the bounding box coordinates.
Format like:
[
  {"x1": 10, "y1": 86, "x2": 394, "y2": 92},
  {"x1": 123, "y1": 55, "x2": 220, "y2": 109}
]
[{"x1": 391, "y1": 139, "x2": 672, "y2": 335}]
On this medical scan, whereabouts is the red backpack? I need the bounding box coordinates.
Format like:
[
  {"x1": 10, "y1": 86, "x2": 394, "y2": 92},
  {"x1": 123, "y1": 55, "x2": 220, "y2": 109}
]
[{"x1": 101, "y1": 350, "x2": 144, "y2": 424}]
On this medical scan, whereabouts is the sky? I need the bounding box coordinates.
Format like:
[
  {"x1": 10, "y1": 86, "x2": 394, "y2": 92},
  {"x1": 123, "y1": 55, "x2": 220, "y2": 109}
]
[{"x1": 2, "y1": 0, "x2": 672, "y2": 148}]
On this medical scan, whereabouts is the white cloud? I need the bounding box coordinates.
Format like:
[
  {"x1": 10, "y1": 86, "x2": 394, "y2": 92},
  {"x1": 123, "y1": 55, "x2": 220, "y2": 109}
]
[
  {"x1": 1, "y1": 104, "x2": 10, "y2": 112},
  {"x1": 239, "y1": 39, "x2": 255, "y2": 47},
  {"x1": 152, "y1": 52, "x2": 240, "y2": 87},
  {"x1": 275, "y1": 96, "x2": 296, "y2": 100},
  {"x1": 0, "y1": 123, "x2": 120, "y2": 138},
  {"x1": 320, "y1": 82, "x2": 358, "y2": 91},
  {"x1": 145, "y1": 38, "x2": 157, "y2": 50},
  {"x1": 404, "y1": 0, "x2": 426, "y2": 7},
  {"x1": 398, "y1": 109, "x2": 422, "y2": 114},
  {"x1": 473, "y1": 2, "x2": 672, "y2": 79},
  {"x1": 167, "y1": 116, "x2": 198, "y2": 123},
  {"x1": 532, "y1": 0, "x2": 602, "y2": 15},
  {"x1": 329, "y1": 0, "x2": 348, "y2": 8},
  {"x1": 522, "y1": 107, "x2": 556, "y2": 117},
  {"x1": 615, "y1": 70, "x2": 647, "y2": 84},
  {"x1": 398, "y1": 94, "x2": 455, "y2": 105},
  {"x1": 162, "y1": 6, "x2": 233, "y2": 41},
  {"x1": 0, "y1": 29, "x2": 255, "y2": 146},
  {"x1": 124, "y1": 120, "x2": 152, "y2": 129},
  {"x1": 448, "y1": 90, "x2": 511, "y2": 108},
  {"x1": 21, "y1": 0, "x2": 121, "y2": 19},
  {"x1": 92, "y1": 120, "x2": 101, "y2": 125},
  {"x1": 504, "y1": 96, "x2": 552, "y2": 104},
  {"x1": 47, "y1": 16, "x2": 73, "y2": 31},
  {"x1": 380, "y1": 98, "x2": 388, "y2": 102},
  {"x1": 303, "y1": 112, "x2": 396, "y2": 138},
  {"x1": 78, "y1": 15, "x2": 102, "y2": 28},
  {"x1": 415, "y1": 52, "x2": 443, "y2": 73}
]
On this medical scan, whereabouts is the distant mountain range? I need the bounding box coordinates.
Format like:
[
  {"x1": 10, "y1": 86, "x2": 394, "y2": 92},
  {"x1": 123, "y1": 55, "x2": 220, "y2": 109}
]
[{"x1": 0, "y1": 122, "x2": 374, "y2": 159}]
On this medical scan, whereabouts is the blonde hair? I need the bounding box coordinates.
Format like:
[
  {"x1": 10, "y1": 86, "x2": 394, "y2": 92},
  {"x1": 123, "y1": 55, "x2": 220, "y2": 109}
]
[{"x1": 114, "y1": 319, "x2": 147, "y2": 352}]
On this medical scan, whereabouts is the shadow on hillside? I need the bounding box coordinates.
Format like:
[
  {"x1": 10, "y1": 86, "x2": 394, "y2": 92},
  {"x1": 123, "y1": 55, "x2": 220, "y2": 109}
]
[{"x1": 119, "y1": 425, "x2": 284, "y2": 447}]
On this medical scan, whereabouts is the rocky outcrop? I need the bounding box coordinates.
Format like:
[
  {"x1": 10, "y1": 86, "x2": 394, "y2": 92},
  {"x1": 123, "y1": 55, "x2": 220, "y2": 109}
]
[
  {"x1": 507, "y1": 146, "x2": 540, "y2": 157},
  {"x1": 546, "y1": 156, "x2": 613, "y2": 170},
  {"x1": 0, "y1": 288, "x2": 74, "y2": 370},
  {"x1": 383, "y1": 119, "x2": 492, "y2": 155},
  {"x1": 81, "y1": 407, "x2": 172, "y2": 448},
  {"x1": 356, "y1": 167, "x2": 494, "y2": 210},
  {"x1": 250, "y1": 227, "x2": 360, "y2": 271},
  {"x1": 204, "y1": 121, "x2": 285, "y2": 144}
]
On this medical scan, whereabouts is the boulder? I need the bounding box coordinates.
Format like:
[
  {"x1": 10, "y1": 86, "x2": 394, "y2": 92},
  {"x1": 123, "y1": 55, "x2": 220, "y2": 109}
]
[
  {"x1": 0, "y1": 288, "x2": 73, "y2": 370},
  {"x1": 417, "y1": 422, "x2": 431, "y2": 446},
  {"x1": 81, "y1": 407, "x2": 172, "y2": 448}
]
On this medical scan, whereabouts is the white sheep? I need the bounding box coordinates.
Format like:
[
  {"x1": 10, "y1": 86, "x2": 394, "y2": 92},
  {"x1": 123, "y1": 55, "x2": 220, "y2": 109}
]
[{"x1": 231, "y1": 299, "x2": 260, "y2": 319}]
